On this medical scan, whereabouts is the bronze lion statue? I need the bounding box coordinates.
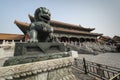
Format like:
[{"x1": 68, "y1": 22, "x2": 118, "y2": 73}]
[{"x1": 27, "y1": 7, "x2": 55, "y2": 42}]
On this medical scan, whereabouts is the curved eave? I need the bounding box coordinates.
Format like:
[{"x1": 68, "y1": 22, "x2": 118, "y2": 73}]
[
  {"x1": 28, "y1": 14, "x2": 35, "y2": 22},
  {"x1": 14, "y1": 20, "x2": 30, "y2": 34},
  {"x1": 54, "y1": 27, "x2": 102, "y2": 36},
  {"x1": 50, "y1": 20, "x2": 95, "y2": 32},
  {"x1": 0, "y1": 33, "x2": 24, "y2": 40}
]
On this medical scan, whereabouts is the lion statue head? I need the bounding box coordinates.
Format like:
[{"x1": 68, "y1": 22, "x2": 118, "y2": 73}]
[{"x1": 34, "y1": 7, "x2": 51, "y2": 23}]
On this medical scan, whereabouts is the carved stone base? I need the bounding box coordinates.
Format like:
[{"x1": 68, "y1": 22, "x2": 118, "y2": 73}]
[
  {"x1": 19, "y1": 66, "x2": 76, "y2": 80},
  {"x1": 4, "y1": 53, "x2": 70, "y2": 66},
  {"x1": 1, "y1": 57, "x2": 77, "y2": 80},
  {"x1": 14, "y1": 42, "x2": 66, "y2": 56}
]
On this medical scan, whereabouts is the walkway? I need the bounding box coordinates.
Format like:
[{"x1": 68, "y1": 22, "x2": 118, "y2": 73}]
[{"x1": 78, "y1": 53, "x2": 120, "y2": 68}]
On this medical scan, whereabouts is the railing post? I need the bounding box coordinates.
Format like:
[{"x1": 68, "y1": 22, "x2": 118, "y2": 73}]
[
  {"x1": 97, "y1": 64, "x2": 105, "y2": 78},
  {"x1": 74, "y1": 58, "x2": 77, "y2": 67},
  {"x1": 83, "y1": 58, "x2": 87, "y2": 74}
]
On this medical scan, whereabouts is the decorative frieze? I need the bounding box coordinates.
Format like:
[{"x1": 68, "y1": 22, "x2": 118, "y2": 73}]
[{"x1": 0, "y1": 56, "x2": 77, "y2": 80}]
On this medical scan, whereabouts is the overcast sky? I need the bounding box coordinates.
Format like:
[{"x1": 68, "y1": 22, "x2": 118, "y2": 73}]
[{"x1": 0, "y1": 0, "x2": 120, "y2": 37}]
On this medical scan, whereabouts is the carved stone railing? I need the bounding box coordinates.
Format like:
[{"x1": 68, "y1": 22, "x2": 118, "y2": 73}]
[
  {"x1": 0, "y1": 40, "x2": 15, "y2": 58},
  {"x1": 0, "y1": 52, "x2": 78, "y2": 80}
]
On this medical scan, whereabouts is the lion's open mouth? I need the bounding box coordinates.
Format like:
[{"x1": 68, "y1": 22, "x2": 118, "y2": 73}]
[{"x1": 41, "y1": 15, "x2": 50, "y2": 20}]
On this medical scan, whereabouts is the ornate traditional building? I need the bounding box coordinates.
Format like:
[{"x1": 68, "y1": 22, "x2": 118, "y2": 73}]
[
  {"x1": 14, "y1": 15, "x2": 102, "y2": 43},
  {"x1": 0, "y1": 15, "x2": 102, "y2": 44}
]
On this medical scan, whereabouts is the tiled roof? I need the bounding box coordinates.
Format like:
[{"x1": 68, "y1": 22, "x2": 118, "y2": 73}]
[
  {"x1": 54, "y1": 27, "x2": 102, "y2": 36},
  {"x1": 14, "y1": 20, "x2": 102, "y2": 36},
  {"x1": 28, "y1": 15, "x2": 95, "y2": 31},
  {"x1": 0, "y1": 33, "x2": 24, "y2": 40},
  {"x1": 50, "y1": 20, "x2": 95, "y2": 32}
]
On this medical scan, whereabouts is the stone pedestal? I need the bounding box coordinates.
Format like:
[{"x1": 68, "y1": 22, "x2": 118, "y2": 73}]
[
  {"x1": 2, "y1": 42, "x2": 78, "y2": 80},
  {"x1": 0, "y1": 57, "x2": 77, "y2": 80},
  {"x1": 4, "y1": 42, "x2": 68, "y2": 66},
  {"x1": 14, "y1": 42, "x2": 66, "y2": 56}
]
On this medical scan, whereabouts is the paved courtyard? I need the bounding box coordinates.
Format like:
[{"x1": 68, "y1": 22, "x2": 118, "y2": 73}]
[{"x1": 78, "y1": 53, "x2": 120, "y2": 68}]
